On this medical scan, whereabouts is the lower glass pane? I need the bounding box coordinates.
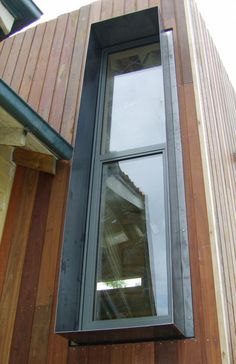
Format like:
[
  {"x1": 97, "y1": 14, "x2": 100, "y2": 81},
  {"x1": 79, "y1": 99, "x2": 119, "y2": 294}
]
[{"x1": 94, "y1": 154, "x2": 168, "y2": 321}]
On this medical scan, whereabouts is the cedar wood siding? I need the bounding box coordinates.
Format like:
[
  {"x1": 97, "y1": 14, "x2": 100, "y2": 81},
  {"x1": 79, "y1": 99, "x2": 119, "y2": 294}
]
[
  {"x1": 0, "y1": 0, "x2": 230, "y2": 362},
  {"x1": 185, "y1": 1, "x2": 236, "y2": 362}
]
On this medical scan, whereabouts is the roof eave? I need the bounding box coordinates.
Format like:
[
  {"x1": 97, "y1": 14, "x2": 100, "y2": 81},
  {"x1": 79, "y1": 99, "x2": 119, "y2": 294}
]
[{"x1": 0, "y1": 80, "x2": 73, "y2": 160}]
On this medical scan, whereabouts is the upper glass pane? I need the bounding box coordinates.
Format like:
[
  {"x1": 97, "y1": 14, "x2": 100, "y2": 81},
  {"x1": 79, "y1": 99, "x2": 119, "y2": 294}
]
[
  {"x1": 94, "y1": 154, "x2": 169, "y2": 321},
  {"x1": 101, "y1": 43, "x2": 166, "y2": 154}
]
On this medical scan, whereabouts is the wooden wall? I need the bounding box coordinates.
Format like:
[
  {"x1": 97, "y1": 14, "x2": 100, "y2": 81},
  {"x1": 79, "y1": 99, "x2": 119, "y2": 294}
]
[
  {"x1": 0, "y1": 0, "x2": 224, "y2": 362},
  {"x1": 185, "y1": 1, "x2": 236, "y2": 362}
]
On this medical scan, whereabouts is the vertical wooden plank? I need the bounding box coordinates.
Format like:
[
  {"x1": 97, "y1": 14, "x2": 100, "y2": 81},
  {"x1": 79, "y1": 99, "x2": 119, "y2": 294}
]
[
  {"x1": 60, "y1": 5, "x2": 91, "y2": 143},
  {"x1": 137, "y1": 0, "x2": 149, "y2": 11},
  {"x1": 183, "y1": 83, "x2": 221, "y2": 363},
  {"x1": 48, "y1": 11, "x2": 80, "y2": 132},
  {"x1": 19, "y1": 23, "x2": 46, "y2": 102},
  {"x1": 178, "y1": 339, "x2": 202, "y2": 364},
  {"x1": 155, "y1": 341, "x2": 179, "y2": 363},
  {"x1": 46, "y1": 168, "x2": 70, "y2": 364},
  {"x1": 37, "y1": 14, "x2": 68, "y2": 123},
  {"x1": 0, "y1": 168, "x2": 39, "y2": 364},
  {"x1": 9, "y1": 173, "x2": 53, "y2": 364},
  {"x1": 112, "y1": 0, "x2": 124, "y2": 17},
  {"x1": 124, "y1": 0, "x2": 136, "y2": 13},
  {"x1": 68, "y1": 347, "x2": 88, "y2": 364},
  {"x1": 132, "y1": 343, "x2": 155, "y2": 363},
  {"x1": 27, "y1": 19, "x2": 57, "y2": 112},
  {"x1": 173, "y1": 0, "x2": 192, "y2": 84},
  {"x1": 0, "y1": 167, "x2": 25, "y2": 296},
  {"x1": 149, "y1": 0, "x2": 159, "y2": 7},
  {"x1": 101, "y1": 0, "x2": 113, "y2": 20},
  {"x1": 0, "y1": 36, "x2": 14, "y2": 77},
  {"x1": 112, "y1": 344, "x2": 129, "y2": 364},
  {"x1": 28, "y1": 162, "x2": 70, "y2": 364},
  {"x1": 2, "y1": 33, "x2": 24, "y2": 85},
  {"x1": 87, "y1": 346, "x2": 111, "y2": 363},
  {"x1": 10, "y1": 28, "x2": 35, "y2": 92},
  {"x1": 160, "y1": 0, "x2": 175, "y2": 22},
  {"x1": 89, "y1": 0, "x2": 102, "y2": 24}
]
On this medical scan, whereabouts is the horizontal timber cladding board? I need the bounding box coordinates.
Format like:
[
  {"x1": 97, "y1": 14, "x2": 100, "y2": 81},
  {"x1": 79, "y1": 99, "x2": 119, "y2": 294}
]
[
  {"x1": 0, "y1": 0, "x2": 222, "y2": 363},
  {"x1": 0, "y1": 167, "x2": 39, "y2": 364}
]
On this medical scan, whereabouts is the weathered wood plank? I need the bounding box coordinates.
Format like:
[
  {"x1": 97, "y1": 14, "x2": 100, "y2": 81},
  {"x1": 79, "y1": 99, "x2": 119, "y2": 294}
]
[
  {"x1": 0, "y1": 167, "x2": 24, "y2": 294},
  {"x1": 101, "y1": 0, "x2": 113, "y2": 20},
  {"x1": 38, "y1": 15, "x2": 68, "y2": 123},
  {"x1": 0, "y1": 128, "x2": 26, "y2": 147},
  {"x1": 173, "y1": 0, "x2": 193, "y2": 84},
  {"x1": 13, "y1": 148, "x2": 56, "y2": 175},
  {"x1": 60, "y1": 5, "x2": 90, "y2": 143},
  {"x1": 49, "y1": 11, "x2": 80, "y2": 132},
  {"x1": 46, "y1": 165, "x2": 70, "y2": 364},
  {"x1": 28, "y1": 161, "x2": 70, "y2": 364},
  {"x1": 183, "y1": 83, "x2": 221, "y2": 363},
  {"x1": 149, "y1": 0, "x2": 159, "y2": 7},
  {"x1": 137, "y1": 0, "x2": 149, "y2": 11},
  {"x1": 0, "y1": 167, "x2": 39, "y2": 364},
  {"x1": 10, "y1": 28, "x2": 35, "y2": 92},
  {"x1": 124, "y1": 0, "x2": 136, "y2": 13},
  {"x1": 0, "y1": 36, "x2": 14, "y2": 77},
  {"x1": 2, "y1": 32, "x2": 24, "y2": 85},
  {"x1": 19, "y1": 23, "x2": 46, "y2": 102},
  {"x1": 155, "y1": 341, "x2": 179, "y2": 363},
  {"x1": 132, "y1": 343, "x2": 155, "y2": 363},
  {"x1": 112, "y1": 0, "x2": 124, "y2": 17},
  {"x1": 68, "y1": 346, "x2": 88, "y2": 364},
  {"x1": 28, "y1": 19, "x2": 57, "y2": 112},
  {"x1": 9, "y1": 173, "x2": 52, "y2": 364}
]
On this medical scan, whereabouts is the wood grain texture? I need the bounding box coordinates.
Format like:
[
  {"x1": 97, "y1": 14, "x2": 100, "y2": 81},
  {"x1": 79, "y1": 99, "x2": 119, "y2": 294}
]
[
  {"x1": 0, "y1": 167, "x2": 38, "y2": 364},
  {"x1": 49, "y1": 11, "x2": 80, "y2": 132},
  {"x1": 10, "y1": 28, "x2": 35, "y2": 92},
  {"x1": 0, "y1": 167, "x2": 25, "y2": 296},
  {"x1": 0, "y1": 35, "x2": 14, "y2": 77},
  {"x1": 27, "y1": 19, "x2": 57, "y2": 112},
  {"x1": 2, "y1": 32, "x2": 24, "y2": 85},
  {"x1": 19, "y1": 23, "x2": 46, "y2": 102},
  {"x1": 60, "y1": 5, "x2": 90, "y2": 143},
  {"x1": 186, "y1": 1, "x2": 236, "y2": 361},
  {"x1": 13, "y1": 148, "x2": 56, "y2": 175},
  {"x1": 38, "y1": 15, "x2": 68, "y2": 123},
  {"x1": 0, "y1": 0, "x2": 229, "y2": 362},
  {"x1": 28, "y1": 162, "x2": 70, "y2": 364},
  {"x1": 9, "y1": 173, "x2": 53, "y2": 364}
]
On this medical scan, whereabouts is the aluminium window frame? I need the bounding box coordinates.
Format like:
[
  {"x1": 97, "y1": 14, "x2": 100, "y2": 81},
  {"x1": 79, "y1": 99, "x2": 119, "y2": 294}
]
[
  {"x1": 55, "y1": 7, "x2": 194, "y2": 345},
  {"x1": 81, "y1": 37, "x2": 173, "y2": 331}
]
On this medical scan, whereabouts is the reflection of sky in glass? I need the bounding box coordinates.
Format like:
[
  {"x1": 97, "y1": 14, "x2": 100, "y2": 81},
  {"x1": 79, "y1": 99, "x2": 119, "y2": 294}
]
[
  {"x1": 119, "y1": 155, "x2": 168, "y2": 316},
  {"x1": 109, "y1": 66, "x2": 165, "y2": 152}
]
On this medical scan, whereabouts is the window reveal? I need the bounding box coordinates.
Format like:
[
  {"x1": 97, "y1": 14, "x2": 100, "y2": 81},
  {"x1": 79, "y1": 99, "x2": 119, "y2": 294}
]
[{"x1": 56, "y1": 7, "x2": 194, "y2": 344}]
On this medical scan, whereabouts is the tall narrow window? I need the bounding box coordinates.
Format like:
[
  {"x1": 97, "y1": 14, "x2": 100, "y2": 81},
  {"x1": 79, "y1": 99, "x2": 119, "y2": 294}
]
[
  {"x1": 83, "y1": 41, "x2": 171, "y2": 330},
  {"x1": 56, "y1": 7, "x2": 193, "y2": 344}
]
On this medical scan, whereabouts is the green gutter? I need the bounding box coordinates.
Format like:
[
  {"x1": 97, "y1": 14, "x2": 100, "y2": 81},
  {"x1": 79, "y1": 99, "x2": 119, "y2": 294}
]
[{"x1": 0, "y1": 80, "x2": 73, "y2": 160}]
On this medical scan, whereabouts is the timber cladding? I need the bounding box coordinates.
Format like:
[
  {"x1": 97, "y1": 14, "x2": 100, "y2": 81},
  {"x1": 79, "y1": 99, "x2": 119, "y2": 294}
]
[{"x1": 0, "y1": 0, "x2": 223, "y2": 363}]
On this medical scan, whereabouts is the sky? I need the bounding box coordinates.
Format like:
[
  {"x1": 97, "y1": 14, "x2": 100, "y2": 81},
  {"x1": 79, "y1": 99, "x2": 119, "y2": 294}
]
[{"x1": 32, "y1": 0, "x2": 236, "y2": 90}]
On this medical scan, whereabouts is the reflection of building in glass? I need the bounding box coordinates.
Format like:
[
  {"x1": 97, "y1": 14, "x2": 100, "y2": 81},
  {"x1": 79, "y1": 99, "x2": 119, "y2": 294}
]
[{"x1": 96, "y1": 163, "x2": 157, "y2": 320}]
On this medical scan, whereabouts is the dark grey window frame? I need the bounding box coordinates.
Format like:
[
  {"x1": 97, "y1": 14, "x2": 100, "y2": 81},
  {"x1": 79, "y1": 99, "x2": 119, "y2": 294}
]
[{"x1": 56, "y1": 7, "x2": 194, "y2": 345}]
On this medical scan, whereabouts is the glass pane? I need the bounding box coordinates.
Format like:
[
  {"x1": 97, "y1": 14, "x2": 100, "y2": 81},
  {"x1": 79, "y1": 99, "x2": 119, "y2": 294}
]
[
  {"x1": 94, "y1": 154, "x2": 168, "y2": 321},
  {"x1": 101, "y1": 43, "x2": 166, "y2": 153}
]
